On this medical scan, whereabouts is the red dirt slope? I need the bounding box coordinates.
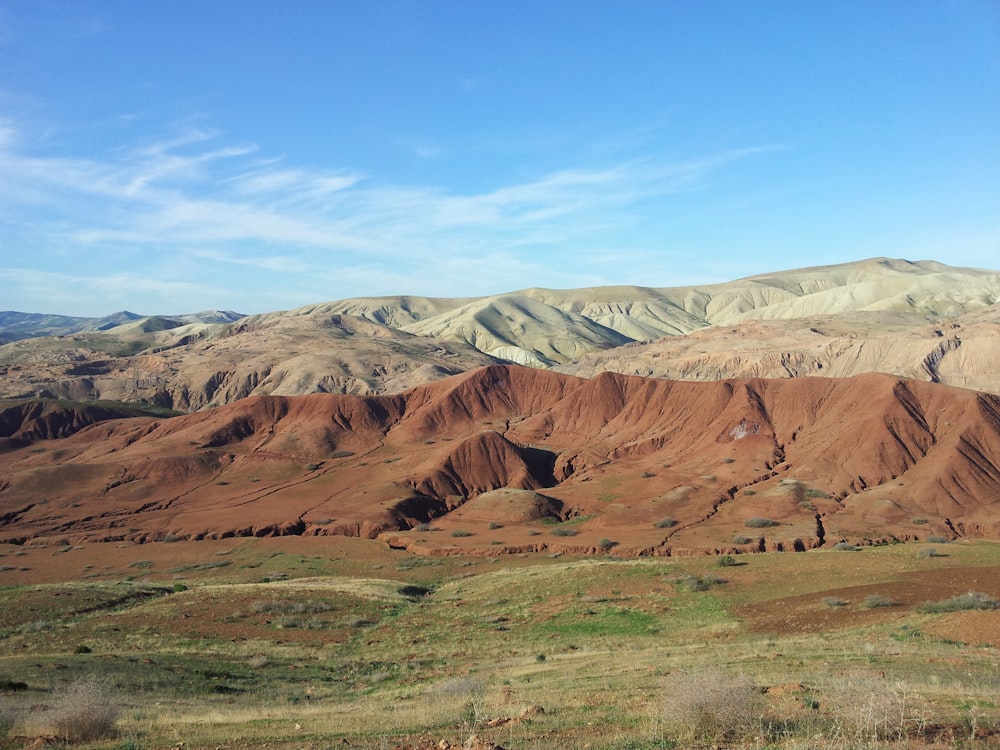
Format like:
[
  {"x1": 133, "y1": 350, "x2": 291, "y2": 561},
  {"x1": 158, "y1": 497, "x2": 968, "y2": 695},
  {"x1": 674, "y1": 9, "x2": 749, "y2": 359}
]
[{"x1": 0, "y1": 365, "x2": 998, "y2": 554}]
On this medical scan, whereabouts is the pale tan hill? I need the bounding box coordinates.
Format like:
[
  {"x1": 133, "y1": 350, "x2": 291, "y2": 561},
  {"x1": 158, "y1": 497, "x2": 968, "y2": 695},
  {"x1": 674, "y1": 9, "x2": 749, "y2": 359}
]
[
  {"x1": 558, "y1": 304, "x2": 1000, "y2": 395},
  {"x1": 401, "y1": 293, "x2": 632, "y2": 365},
  {"x1": 0, "y1": 312, "x2": 498, "y2": 410},
  {"x1": 1, "y1": 257, "x2": 997, "y2": 409}
]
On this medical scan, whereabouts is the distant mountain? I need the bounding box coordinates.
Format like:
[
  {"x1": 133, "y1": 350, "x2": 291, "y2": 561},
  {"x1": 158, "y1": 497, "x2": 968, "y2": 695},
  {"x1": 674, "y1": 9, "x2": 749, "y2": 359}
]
[
  {"x1": 1, "y1": 257, "x2": 998, "y2": 409},
  {"x1": 0, "y1": 309, "x2": 245, "y2": 343}
]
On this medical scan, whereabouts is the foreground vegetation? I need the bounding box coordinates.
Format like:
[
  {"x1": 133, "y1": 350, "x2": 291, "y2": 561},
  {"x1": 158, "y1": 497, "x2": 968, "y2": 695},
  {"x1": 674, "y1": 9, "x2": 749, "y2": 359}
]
[{"x1": 0, "y1": 537, "x2": 998, "y2": 749}]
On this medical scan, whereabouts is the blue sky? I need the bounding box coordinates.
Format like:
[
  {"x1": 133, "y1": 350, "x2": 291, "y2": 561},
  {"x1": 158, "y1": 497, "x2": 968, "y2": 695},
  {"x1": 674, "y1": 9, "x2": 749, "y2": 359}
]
[{"x1": 0, "y1": 1, "x2": 997, "y2": 316}]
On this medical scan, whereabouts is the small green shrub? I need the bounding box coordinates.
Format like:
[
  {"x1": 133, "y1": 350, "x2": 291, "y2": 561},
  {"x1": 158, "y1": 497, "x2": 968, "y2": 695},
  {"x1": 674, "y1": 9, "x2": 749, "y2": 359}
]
[
  {"x1": 744, "y1": 517, "x2": 777, "y2": 528},
  {"x1": 717, "y1": 555, "x2": 737, "y2": 567},
  {"x1": 822, "y1": 596, "x2": 848, "y2": 608},
  {"x1": 654, "y1": 517, "x2": 677, "y2": 529},
  {"x1": 488, "y1": 521, "x2": 503, "y2": 530},
  {"x1": 916, "y1": 592, "x2": 1000, "y2": 613},
  {"x1": 833, "y1": 542, "x2": 858, "y2": 551},
  {"x1": 330, "y1": 450, "x2": 355, "y2": 458},
  {"x1": 597, "y1": 538, "x2": 617, "y2": 551},
  {"x1": 916, "y1": 546, "x2": 944, "y2": 558},
  {"x1": 861, "y1": 594, "x2": 894, "y2": 609},
  {"x1": 550, "y1": 527, "x2": 579, "y2": 537},
  {"x1": 911, "y1": 517, "x2": 928, "y2": 525},
  {"x1": 450, "y1": 529, "x2": 473, "y2": 538},
  {"x1": 925, "y1": 535, "x2": 950, "y2": 544},
  {"x1": 674, "y1": 574, "x2": 725, "y2": 592}
]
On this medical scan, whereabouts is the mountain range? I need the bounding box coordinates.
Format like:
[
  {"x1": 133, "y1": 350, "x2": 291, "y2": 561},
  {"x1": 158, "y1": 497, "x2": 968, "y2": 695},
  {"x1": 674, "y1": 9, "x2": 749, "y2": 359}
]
[{"x1": 1, "y1": 257, "x2": 998, "y2": 410}]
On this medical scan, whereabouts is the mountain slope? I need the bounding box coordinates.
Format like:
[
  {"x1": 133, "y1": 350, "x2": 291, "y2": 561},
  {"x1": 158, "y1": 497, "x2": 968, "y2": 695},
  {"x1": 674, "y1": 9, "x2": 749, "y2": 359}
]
[{"x1": 1, "y1": 366, "x2": 997, "y2": 553}]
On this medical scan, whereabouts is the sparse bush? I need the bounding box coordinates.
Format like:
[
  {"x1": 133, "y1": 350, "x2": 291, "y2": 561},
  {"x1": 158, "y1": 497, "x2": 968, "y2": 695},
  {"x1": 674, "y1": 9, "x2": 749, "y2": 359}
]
[
  {"x1": 450, "y1": 529, "x2": 472, "y2": 538},
  {"x1": 330, "y1": 450, "x2": 354, "y2": 458},
  {"x1": 829, "y1": 678, "x2": 912, "y2": 744},
  {"x1": 488, "y1": 521, "x2": 503, "y2": 530},
  {"x1": 732, "y1": 535, "x2": 752, "y2": 545},
  {"x1": 304, "y1": 462, "x2": 321, "y2": 471},
  {"x1": 597, "y1": 538, "x2": 617, "y2": 551},
  {"x1": 128, "y1": 560, "x2": 153, "y2": 569},
  {"x1": 822, "y1": 596, "x2": 848, "y2": 608},
  {"x1": 916, "y1": 546, "x2": 944, "y2": 558},
  {"x1": 674, "y1": 574, "x2": 725, "y2": 592},
  {"x1": 911, "y1": 517, "x2": 928, "y2": 525},
  {"x1": 654, "y1": 517, "x2": 677, "y2": 529},
  {"x1": 661, "y1": 669, "x2": 765, "y2": 744},
  {"x1": 527, "y1": 529, "x2": 540, "y2": 536},
  {"x1": 745, "y1": 517, "x2": 777, "y2": 528},
  {"x1": 717, "y1": 555, "x2": 737, "y2": 567},
  {"x1": 916, "y1": 592, "x2": 1000, "y2": 614},
  {"x1": 412, "y1": 523, "x2": 431, "y2": 532},
  {"x1": 550, "y1": 527, "x2": 578, "y2": 537},
  {"x1": 48, "y1": 675, "x2": 120, "y2": 742},
  {"x1": 641, "y1": 470, "x2": 655, "y2": 478},
  {"x1": 833, "y1": 542, "x2": 858, "y2": 551},
  {"x1": 925, "y1": 535, "x2": 950, "y2": 544},
  {"x1": 861, "y1": 594, "x2": 894, "y2": 609},
  {"x1": 431, "y1": 676, "x2": 487, "y2": 732}
]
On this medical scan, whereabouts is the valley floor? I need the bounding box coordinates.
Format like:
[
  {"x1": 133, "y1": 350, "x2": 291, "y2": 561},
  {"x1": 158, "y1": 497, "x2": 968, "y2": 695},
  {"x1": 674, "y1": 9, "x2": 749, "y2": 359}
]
[{"x1": 0, "y1": 537, "x2": 998, "y2": 749}]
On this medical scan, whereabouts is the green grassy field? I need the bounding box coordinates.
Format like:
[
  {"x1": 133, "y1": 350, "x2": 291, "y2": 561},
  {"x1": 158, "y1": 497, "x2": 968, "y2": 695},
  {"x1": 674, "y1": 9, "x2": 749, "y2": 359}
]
[{"x1": 1, "y1": 538, "x2": 998, "y2": 749}]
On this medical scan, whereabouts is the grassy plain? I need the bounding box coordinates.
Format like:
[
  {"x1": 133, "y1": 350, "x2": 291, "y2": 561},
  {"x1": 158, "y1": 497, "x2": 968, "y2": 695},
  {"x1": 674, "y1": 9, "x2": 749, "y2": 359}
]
[{"x1": 0, "y1": 537, "x2": 998, "y2": 749}]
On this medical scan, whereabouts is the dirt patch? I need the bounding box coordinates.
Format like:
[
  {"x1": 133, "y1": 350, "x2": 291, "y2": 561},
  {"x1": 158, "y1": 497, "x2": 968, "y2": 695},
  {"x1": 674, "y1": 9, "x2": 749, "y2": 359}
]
[{"x1": 736, "y1": 565, "x2": 1000, "y2": 635}]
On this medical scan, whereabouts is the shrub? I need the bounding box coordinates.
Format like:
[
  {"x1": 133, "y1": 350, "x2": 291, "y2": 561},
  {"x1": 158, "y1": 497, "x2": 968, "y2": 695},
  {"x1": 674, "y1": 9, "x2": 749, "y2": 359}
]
[
  {"x1": 911, "y1": 517, "x2": 928, "y2": 525},
  {"x1": 732, "y1": 535, "x2": 752, "y2": 545},
  {"x1": 412, "y1": 523, "x2": 431, "y2": 532},
  {"x1": 916, "y1": 592, "x2": 1000, "y2": 614},
  {"x1": 674, "y1": 574, "x2": 725, "y2": 592},
  {"x1": 450, "y1": 529, "x2": 473, "y2": 538},
  {"x1": 431, "y1": 676, "x2": 487, "y2": 732},
  {"x1": 925, "y1": 535, "x2": 950, "y2": 544},
  {"x1": 641, "y1": 470, "x2": 655, "y2": 478},
  {"x1": 822, "y1": 596, "x2": 848, "y2": 608},
  {"x1": 48, "y1": 676, "x2": 120, "y2": 742},
  {"x1": 488, "y1": 521, "x2": 503, "y2": 530},
  {"x1": 654, "y1": 517, "x2": 677, "y2": 529},
  {"x1": 916, "y1": 546, "x2": 944, "y2": 558},
  {"x1": 661, "y1": 669, "x2": 765, "y2": 744},
  {"x1": 597, "y1": 538, "x2": 617, "y2": 551},
  {"x1": 744, "y1": 517, "x2": 777, "y2": 528},
  {"x1": 861, "y1": 594, "x2": 894, "y2": 609},
  {"x1": 830, "y1": 679, "x2": 911, "y2": 743},
  {"x1": 550, "y1": 527, "x2": 578, "y2": 537},
  {"x1": 833, "y1": 542, "x2": 858, "y2": 551},
  {"x1": 717, "y1": 555, "x2": 737, "y2": 567},
  {"x1": 330, "y1": 450, "x2": 354, "y2": 458}
]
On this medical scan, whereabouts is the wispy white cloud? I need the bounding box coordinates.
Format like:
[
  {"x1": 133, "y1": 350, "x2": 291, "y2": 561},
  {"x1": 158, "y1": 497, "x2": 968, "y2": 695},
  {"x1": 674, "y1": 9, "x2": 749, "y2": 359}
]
[{"x1": 0, "y1": 120, "x2": 770, "y2": 313}]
